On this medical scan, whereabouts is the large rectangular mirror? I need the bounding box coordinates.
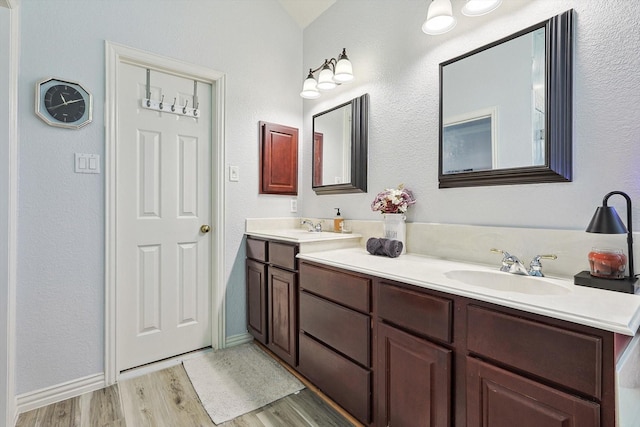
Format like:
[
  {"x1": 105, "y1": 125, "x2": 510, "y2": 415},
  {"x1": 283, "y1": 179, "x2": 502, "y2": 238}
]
[
  {"x1": 312, "y1": 93, "x2": 368, "y2": 194},
  {"x1": 439, "y1": 10, "x2": 573, "y2": 188}
]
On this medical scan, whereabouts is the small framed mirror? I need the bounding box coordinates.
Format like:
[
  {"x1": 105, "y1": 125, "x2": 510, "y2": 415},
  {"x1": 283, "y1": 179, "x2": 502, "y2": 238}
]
[
  {"x1": 312, "y1": 93, "x2": 368, "y2": 195},
  {"x1": 439, "y1": 10, "x2": 573, "y2": 188}
]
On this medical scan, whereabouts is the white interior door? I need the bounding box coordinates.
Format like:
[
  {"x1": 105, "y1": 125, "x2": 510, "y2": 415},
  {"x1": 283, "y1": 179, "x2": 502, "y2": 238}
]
[{"x1": 116, "y1": 63, "x2": 212, "y2": 371}]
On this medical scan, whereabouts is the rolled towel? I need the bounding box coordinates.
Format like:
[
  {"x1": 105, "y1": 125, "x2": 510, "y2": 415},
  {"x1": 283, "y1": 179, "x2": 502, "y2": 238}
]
[
  {"x1": 380, "y1": 238, "x2": 403, "y2": 258},
  {"x1": 366, "y1": 237, "x2": 383, "y2": 255},
  {"x1": 366, "y1": 237, "x2": 403, "y2": 258}
]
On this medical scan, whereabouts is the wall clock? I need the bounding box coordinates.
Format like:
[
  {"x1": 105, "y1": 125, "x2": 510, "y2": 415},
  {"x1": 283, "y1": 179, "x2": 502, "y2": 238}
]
[{"x1": 35, "y1": 77, "x2": 93, "y2": 129}]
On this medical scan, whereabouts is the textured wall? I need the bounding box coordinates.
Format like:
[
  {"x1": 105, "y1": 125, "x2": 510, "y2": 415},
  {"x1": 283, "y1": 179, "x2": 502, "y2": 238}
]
[
  {"x1": 16, "y1": 0, "x2": 302, "y2": 394},
  {"x1": 301, "y1": 0, "x2": 640, "y2": 232}
]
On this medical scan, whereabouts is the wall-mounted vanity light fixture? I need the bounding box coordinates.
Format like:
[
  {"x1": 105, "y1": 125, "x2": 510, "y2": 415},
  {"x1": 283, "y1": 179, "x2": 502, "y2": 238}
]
[
  {"x1": 422, "y1": 0, "x2": 502, "y2": 35},
  {"x1": 461, "y1": 0, "x2": 503, "y2": 16},
  {"x1": 300, "y1": 48, "x2": 354, "y2": 99}
]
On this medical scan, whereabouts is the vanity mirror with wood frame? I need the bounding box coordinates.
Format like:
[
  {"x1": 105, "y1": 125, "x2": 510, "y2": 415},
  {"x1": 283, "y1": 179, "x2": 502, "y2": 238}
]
[
  {"x1": 439, "y1": 10, "x2": 573, "y2": 188},
  {"x1": 312, "y1": 93, "x2": 368, "y2": 195}
]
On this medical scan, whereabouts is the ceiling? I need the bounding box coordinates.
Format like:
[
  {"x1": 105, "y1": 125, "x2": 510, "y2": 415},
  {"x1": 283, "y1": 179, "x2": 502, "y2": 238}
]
[{"x1": 277, "y1": 0, "x2": 337, "y2": 28}]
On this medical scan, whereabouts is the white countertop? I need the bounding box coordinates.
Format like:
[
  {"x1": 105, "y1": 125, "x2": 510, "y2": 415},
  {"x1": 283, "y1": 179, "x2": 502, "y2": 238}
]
[
  {"x1": 246, "y1": 228, "x2": 361, "y2": 243},
  {"x1": 297, "y1": 248, "x2": 640, "y2": 336}
]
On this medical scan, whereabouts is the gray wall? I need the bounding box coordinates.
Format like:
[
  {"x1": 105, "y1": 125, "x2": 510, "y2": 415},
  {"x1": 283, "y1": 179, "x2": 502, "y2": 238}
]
[
  {"x1": 16, "y1": 0, "x2": 302, "y2": 395},
  {"x1": 301, "y1": 0, "x2": 640, "y2": 231}
]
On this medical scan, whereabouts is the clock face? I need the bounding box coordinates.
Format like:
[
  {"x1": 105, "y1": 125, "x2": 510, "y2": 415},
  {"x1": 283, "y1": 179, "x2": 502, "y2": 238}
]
[
  {"x1": 35, "y1": 77, "x2": 93, "y2": 129},
  {"x1": 44, "y1": 85, "x2": 87, "y2": 123}
]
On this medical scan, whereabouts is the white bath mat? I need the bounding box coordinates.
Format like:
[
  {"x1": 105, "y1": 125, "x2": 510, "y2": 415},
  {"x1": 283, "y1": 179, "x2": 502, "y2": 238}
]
[{"x1": 183, "y1": 343, "x2": 305, "y2": 424}]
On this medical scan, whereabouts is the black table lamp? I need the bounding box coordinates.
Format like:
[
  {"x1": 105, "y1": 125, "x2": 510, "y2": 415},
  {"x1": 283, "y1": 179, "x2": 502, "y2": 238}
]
[{"x1": 574, "y1": 191, "x2": 638, "y2": 293}]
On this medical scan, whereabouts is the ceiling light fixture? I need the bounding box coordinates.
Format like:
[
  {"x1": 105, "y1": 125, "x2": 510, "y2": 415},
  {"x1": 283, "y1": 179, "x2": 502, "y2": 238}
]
[
  {"x1": 422, "y1": 0, "x2": 457, "y2": 35},
  {"x1": 461, "y1": 0, "x2": 503, "y2": 17},
  {"x1": 300, "y1": 48, "x2": 354, "y2": 99}
]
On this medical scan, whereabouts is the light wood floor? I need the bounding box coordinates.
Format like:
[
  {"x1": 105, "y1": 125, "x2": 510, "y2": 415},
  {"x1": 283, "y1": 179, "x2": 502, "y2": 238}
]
[{"x1": 15, "y1": 363, "x2": 354, "y2": 427}]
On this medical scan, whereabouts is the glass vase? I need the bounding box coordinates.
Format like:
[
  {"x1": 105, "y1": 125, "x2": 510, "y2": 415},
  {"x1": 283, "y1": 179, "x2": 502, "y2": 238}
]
[{"x1": 383, "y1": 213, "x2": 406, "y2": 254}]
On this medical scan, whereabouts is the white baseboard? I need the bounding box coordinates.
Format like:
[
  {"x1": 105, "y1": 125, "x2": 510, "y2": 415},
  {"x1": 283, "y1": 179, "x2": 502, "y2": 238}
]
[
  {"x1": 15, "y1": 333, "x2": 253, "y2": 417},
  {"x1": 16, "y1": 373, "x2": 105, "y2": 415},
  {"x1": 225, "y1": 332, "x2": 253, "y2": 347}
]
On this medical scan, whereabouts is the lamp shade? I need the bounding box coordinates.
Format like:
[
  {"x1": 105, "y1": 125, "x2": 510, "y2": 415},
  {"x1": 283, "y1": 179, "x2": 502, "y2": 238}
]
[
  {"x1": 586, "y1": 206, "x2": 628, "y2": 234},
  {"x1": 422, "y1": 0, "x2": 457, "y2": 35},
  {"x1": 333, "y1": 50, "x2": 354, "y2": 83},
  {"x1": 317, "y1": 63, "x2": 337, "y2": 90},
  {"x1": 461, "y1": 0, "x2": 503, "y2": 17},
  {"x1": 300, "y1": 73, "x2": 320, "y2": 99}
]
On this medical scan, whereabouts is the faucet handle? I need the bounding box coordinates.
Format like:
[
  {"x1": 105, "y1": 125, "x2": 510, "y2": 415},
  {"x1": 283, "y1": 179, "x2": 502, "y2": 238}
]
[
  {"x1": 529, "y1": 254, "x2": 557, "y2": 277},
  {"x1": 491, "y1": 248, "x2": 514, "y2": 272}
]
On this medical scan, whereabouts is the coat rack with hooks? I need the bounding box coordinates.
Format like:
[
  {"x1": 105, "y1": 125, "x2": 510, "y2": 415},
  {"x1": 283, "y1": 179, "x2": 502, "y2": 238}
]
[{"x1": 141, "y1": 69, "x2": 200, "y2": 118}]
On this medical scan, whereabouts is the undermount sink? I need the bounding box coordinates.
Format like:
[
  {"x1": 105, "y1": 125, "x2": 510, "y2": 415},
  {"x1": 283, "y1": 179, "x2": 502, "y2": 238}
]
[{"x1": 445, "y1": 270, "x2": 572, "y2": 295}]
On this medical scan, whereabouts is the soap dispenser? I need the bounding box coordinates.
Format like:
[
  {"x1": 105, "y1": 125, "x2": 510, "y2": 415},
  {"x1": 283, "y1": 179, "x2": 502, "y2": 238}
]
[{"x1": 334, "y1": 208, "x2": 344, "y2": 232}]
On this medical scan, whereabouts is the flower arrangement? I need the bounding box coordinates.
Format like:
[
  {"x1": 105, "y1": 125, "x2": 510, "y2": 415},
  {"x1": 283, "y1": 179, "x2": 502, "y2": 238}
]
[{"x1": 371, "y1": 184, "x2": 416, "y2": 214}]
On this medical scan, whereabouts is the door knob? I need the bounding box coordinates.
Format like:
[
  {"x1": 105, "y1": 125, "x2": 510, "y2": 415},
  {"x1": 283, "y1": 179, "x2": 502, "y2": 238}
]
[{"x1": 200, "y1": 225, "x2": 211, "y2": 233}]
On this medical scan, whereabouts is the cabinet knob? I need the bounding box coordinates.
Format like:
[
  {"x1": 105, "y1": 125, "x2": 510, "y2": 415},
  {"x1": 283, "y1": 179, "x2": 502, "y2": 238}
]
[{"x1": 200, "y1": 224, "x2": 211, "y2": 233}]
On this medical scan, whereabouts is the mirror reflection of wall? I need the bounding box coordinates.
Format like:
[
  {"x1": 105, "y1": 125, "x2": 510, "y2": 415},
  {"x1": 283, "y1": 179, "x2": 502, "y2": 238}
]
[
  {"x1": 312, "y1": 93, "x2": 368, "y2": 195},
  {"x1": 438, "y1": 9, "x2": 572, "y2": 188},
  {"x1": 314, "y1": 105, "x2": 352, "y2": 185},
  {"x1": 442, "y1": 27, "x2": 546, "y2": 172}
]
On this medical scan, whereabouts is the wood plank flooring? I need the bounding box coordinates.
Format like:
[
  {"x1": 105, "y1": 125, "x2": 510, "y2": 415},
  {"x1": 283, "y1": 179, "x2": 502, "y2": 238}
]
[{"x1": 15, "y1": 364, "x2": 354, "y2": 427}]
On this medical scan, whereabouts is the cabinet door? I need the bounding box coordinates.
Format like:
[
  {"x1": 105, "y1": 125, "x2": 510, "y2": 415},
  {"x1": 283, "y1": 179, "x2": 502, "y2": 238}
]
[
  {"x1": 466, "y1": 357, "x2": 600, "y2": 427},
  {"x1": 267, "y1": 266, "x2": 297, "y2": 366},
  {"x1": 246, "y1": 259, "x2": 267, "y2": 344},
  {"x1": 259, "y1": 121, "x2": 298, "y2": 195},
  {"x1": 377, "y1": 322, "x2": 452, "y2": 427}
]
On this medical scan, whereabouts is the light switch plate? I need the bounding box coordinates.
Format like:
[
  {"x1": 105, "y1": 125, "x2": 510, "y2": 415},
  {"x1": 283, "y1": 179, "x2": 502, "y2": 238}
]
[
  {"x1": 229, "y1": 165, "x2": 239, "y2": 182},
  {"x1": 75, "y1": 153, "x2": 100, "y2": 174},
  {"x1": 290, "y1": 199, "x2": 298, "y2": 213}
]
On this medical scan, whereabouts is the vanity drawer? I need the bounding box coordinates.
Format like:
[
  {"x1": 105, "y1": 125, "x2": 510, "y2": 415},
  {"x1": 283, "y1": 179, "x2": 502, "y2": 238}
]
[
  {"x1": 298, "y1": 332, "x2": 371, "y2": 424},
  {"x1": 378, "y1": 282, "x2": 453, "y2": 343},
  {"x1": 269, "y1": 241, "x2": 297, "y2": 271},
  {"x1": 299, "y1": 291, "x2": 370, "y2": 366},
  {"x1": 467, "y1": 305, "x2": 603, "y2": 398},
  {"x1": 299, "y1": 262, "x2": 371, "y2": 313},
  {"x1": 246, "y1": 237, "x2": 267, "y2": 262}
]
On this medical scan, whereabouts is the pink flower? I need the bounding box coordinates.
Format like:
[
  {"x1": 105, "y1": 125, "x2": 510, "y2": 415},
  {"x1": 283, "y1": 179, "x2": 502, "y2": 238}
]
[{"x1": 371, "y1": 184, "x2": 416, "y2": 214}]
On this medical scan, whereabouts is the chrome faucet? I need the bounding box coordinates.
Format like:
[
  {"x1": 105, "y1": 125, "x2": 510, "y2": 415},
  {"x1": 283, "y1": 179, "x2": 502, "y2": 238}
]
[
  {"x1": 528, "y1": 254, "x2": 558, "y2": 277},
  {"x1": 301, "y1": 219, "x2": 323, "y2": 232},
  {"x1": 491, "y1": 249, "x2": 557, "y2": 277}
]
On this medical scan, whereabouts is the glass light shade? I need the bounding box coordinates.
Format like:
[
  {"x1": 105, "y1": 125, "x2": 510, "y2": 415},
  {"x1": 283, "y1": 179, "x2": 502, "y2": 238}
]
[
  {"x1": 422, "y1": 0, "x2": 457, "y2": 35},
  {"x1": 317, "y1": 65, "x2": 337, "y2": 90},
  {"x1": 333, "y1": 57, "x2": 353, "y2": 83},
  {"x1": 300, "y1": 75, "x2": 320, "y2": 99},
  {"x1": 461, "y1": 0, "x2": 502, "y2": 16}
]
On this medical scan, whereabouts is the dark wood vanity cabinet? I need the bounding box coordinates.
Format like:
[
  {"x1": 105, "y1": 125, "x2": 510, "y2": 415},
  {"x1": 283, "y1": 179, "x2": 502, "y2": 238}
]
[
  {"x1": 465, "y1": 305, "x2": 606, "y2": 427},
  {"x1": 297, "y1": 262, "x2": 373, "y2": 425},
  {"x1": 246, "y1": 238, "x2": 268, "y2": 344},
  {"x1": 466, "y1": 358, "x2": 600, "y2": 427},
  {"x1": 246, "y1": 237, "x2": 299, "y2": 366},
  {"x1": 295, "y1": 261, "x2": 618, "y2": 427},
  {"x1": 376, "y1": 282, "x2": 453, "y2": 427}
]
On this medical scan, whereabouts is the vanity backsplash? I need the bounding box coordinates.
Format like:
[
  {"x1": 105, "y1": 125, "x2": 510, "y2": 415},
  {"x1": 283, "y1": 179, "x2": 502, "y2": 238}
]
[{"x1": 246, "y1": 218, "x2": 636, "y2": 280}]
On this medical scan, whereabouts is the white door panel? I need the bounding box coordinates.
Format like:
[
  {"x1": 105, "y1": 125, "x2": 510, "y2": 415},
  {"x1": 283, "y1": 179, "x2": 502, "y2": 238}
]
[{"x1": 116, "y1": 63, "x2": 212, "y2": 370}]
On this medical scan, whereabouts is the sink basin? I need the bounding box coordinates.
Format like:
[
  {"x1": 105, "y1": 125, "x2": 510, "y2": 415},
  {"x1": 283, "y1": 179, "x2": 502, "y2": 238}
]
[{"x1": 445, "y1": 270, "x2": 571, "y2": 295}]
